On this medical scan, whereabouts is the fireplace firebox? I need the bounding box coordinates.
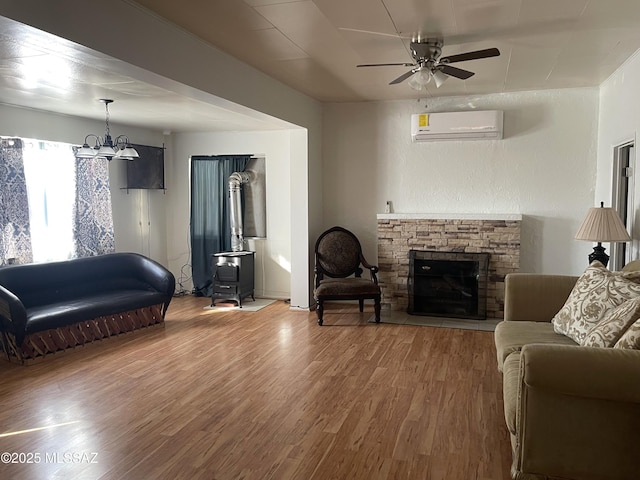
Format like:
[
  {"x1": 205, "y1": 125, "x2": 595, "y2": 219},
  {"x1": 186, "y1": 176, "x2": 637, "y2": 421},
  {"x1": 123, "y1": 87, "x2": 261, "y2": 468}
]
[{"x1": 408, "y1": 250, "x2": 490, "y2": 319}]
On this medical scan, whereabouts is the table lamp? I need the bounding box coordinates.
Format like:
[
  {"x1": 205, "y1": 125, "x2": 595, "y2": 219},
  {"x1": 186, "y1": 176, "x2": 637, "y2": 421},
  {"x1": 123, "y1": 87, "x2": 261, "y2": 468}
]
[{"x1": 575, "y1": 202, "x2": 631, "y2": 268}]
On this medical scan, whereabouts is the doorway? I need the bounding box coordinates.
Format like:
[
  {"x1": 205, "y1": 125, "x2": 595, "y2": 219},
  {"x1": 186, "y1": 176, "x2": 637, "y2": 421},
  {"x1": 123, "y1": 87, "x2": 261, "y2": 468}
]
[{"x1": 611, "y1": 141, "x2": 635, "y2": 271}]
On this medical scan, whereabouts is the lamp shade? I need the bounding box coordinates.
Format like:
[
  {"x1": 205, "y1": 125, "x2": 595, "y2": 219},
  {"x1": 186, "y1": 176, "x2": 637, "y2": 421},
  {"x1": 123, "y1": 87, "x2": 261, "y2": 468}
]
[{"x1": 575, "y1": 204, "x2": 631, "y2": 242}]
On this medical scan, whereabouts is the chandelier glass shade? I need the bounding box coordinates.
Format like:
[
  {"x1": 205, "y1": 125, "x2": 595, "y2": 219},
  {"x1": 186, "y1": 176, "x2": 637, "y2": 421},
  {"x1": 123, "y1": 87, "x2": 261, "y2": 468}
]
[{"x1": 77, "y1": 99, "x2": 139, "y2": 161}]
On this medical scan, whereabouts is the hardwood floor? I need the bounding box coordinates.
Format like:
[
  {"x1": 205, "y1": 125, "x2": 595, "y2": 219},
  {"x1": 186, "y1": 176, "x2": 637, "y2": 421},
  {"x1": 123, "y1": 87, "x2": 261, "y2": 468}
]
[{"x1": 0, "y1": 296, "x2": 512, "y2": 480}]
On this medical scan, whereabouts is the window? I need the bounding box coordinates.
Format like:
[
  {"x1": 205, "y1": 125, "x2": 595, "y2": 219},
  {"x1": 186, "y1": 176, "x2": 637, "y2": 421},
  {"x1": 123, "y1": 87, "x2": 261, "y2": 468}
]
[
  {"x1": 22, "y1": 139, "x2": 76, "y2": 263},
  {"x1": 0, "y1": 136, "x2": 114, "y2": 265}
]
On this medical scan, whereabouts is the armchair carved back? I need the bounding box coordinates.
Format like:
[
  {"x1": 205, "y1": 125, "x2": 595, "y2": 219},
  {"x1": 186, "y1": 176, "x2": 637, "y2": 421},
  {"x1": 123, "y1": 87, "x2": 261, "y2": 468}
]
[{"x1": 314, "y1": 227, "x2": 364, "y2": 284}]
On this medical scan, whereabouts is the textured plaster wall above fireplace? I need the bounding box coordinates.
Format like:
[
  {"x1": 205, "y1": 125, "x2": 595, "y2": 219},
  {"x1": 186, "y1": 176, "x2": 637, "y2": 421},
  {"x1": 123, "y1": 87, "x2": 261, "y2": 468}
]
[{"x1": 322, "y1": 88, "x2": 598, "y2": 277}]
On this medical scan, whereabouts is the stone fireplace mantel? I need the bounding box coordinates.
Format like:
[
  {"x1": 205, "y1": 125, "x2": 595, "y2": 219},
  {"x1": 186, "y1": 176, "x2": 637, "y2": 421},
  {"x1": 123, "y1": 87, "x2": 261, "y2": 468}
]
[
  {"x1": 377, "y1": 213, "x2": 522, "y2": 319},
  {"x1": 377, "y1": 213, "x2": 523, "y2": 221}
]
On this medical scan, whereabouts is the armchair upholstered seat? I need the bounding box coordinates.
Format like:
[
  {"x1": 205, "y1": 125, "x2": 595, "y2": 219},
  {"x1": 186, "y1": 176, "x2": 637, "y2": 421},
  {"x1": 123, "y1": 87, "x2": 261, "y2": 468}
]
[{"x1": 314, "y1": 226, "x2": 381, "y2": 325}]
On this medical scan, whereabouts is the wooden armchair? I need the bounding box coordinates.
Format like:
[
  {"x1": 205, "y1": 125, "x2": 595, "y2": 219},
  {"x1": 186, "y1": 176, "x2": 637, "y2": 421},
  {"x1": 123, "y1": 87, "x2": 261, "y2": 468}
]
[{"x1": 313, "y1": 226, "x2": 381, "y2": 325}]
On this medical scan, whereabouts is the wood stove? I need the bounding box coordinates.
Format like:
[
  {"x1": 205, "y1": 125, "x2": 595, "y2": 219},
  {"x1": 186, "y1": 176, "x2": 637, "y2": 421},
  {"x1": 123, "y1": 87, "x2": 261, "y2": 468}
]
[
  {"x1": 211, "y1": 251, "x2": 255, "y2": 307},
  {"x1": 408, "y1": 250, "x2": 490, "y2": 319}
]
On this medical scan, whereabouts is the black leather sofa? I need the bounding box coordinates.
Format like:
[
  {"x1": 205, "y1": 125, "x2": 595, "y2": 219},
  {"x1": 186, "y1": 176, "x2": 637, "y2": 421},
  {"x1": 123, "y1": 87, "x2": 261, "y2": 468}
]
[{"x1": 0, "y1": 252, "x2": 175, "y2": 363}]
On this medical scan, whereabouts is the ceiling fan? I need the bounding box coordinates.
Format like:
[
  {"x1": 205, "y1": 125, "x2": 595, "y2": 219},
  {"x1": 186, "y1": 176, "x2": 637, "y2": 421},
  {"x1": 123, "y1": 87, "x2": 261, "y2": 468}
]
[{"x1": 357, "y1": 38, "x2": 500, "y2": 90}]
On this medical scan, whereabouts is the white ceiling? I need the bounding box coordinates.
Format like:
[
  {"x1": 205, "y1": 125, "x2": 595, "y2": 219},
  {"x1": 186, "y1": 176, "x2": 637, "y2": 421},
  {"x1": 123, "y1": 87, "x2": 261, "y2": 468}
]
[
  {"x1": 0, "y1": 14, "x2": 294, "y2": 133},
  {"x1": 135, "y1": 0, "x2": 640, "y2": 101},
  {"x1": 2, "y1": 0, "x2": 640, "y2": 132}
]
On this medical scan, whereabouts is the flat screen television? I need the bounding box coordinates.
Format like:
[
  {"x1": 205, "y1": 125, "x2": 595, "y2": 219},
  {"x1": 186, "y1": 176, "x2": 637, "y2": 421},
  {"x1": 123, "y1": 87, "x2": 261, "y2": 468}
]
[{"x1": 125, "y1": 144, "x2": 165, "y2": 189}]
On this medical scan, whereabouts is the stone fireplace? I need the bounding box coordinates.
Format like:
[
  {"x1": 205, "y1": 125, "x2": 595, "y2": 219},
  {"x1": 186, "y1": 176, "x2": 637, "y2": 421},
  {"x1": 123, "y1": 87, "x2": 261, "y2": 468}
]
[{"x1": 377, "y1": 214, "x2": 522, "y2": 319}]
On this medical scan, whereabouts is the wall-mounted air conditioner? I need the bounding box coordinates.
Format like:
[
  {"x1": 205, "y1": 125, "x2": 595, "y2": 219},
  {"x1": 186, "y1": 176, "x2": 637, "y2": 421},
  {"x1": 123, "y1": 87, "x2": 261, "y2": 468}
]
[{"x1": 411, "y1": 110, "x2": 504, "y2": 142}]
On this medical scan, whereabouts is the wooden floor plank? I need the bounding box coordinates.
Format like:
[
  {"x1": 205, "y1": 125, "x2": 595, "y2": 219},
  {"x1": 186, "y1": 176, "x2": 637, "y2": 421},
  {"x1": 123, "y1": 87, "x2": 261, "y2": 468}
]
[{"x1": 0, "y1": 296, "x2": 511, "y2": 480}]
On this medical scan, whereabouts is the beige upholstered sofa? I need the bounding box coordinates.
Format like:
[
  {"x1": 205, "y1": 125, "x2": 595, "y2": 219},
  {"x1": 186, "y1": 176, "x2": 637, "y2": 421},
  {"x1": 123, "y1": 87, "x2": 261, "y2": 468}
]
[{"x1": 494, "y1": 267, "x2": 640, "y2": 480}]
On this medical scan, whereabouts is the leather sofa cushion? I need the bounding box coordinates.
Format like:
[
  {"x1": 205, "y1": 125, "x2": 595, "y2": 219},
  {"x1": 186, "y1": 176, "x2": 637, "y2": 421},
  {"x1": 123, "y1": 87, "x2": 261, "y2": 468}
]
[
  {"x1": 495, "y1": 320, "x2": 577, "y2": 371},
  {"x1": 25, "y1": 290, "x2": 167, "y2": 333},
  {"x1": 502, "y1": 351, "x2": 521, "y2": 435},
  {"x1": 20, "y1": 279, "x2": 158, "y2": 309}
]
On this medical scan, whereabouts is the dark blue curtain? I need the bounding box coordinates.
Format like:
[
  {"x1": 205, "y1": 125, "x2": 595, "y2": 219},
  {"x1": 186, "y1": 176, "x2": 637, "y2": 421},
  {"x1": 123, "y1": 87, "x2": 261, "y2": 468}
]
[{"x1": 190, "y1": 155, "x2": 250, "y2": 296}]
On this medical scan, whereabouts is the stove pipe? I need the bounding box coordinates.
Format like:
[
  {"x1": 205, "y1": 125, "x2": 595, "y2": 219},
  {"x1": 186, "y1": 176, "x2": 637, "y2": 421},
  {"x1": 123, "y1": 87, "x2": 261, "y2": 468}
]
[{"x1": 228, "y1": 171, "x2": 253, "y2": 252}]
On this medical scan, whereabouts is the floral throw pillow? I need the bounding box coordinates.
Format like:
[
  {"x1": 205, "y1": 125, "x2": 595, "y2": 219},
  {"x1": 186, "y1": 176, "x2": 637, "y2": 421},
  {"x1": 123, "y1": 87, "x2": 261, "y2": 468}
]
[
  {"x1": 614, "y1": 319, "x2": 640, "y2": 349},
  {"x1": 552, "y1": 261, "x2": 640, "y2": 344},
  {"x1": 582, "y1": 297, "x2": 640, "y2": 347}
]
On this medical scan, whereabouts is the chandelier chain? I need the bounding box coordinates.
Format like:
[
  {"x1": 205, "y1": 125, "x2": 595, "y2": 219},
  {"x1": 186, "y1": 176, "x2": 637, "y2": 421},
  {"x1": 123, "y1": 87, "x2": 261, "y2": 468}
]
[{"x1": 104, "y1": 102, "x2": 110, "y2": 138}]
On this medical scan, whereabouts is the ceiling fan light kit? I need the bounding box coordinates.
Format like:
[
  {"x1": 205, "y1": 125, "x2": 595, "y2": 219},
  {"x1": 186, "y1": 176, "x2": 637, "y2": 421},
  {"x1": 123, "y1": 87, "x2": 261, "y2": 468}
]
[
  {"x1": 407, "y1": 68, "x2": 448, "y2": 91},
  {"x1": 431, "y1": 70, "x2": 448, "y2": 88},
  {"x1": 357, "y1": 37, "x2": 500, "y2": 90},
  {"x1": 408, "y1": 68, "x2": 431, "y2": 90}
]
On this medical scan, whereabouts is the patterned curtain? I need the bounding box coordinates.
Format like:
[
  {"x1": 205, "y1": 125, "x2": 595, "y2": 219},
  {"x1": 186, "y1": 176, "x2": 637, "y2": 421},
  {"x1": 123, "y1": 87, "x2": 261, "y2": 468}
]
[
  {"x1": 0, "y1": 138, "x2": 33, "y2": 265},
  {"x1": 73, "y1": 154, "x2": 115, "y2": 257}
]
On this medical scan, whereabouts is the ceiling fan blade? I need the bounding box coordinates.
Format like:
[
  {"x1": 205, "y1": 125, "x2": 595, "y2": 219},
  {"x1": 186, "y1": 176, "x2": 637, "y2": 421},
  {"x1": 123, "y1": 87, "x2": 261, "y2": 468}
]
[
  {"x1": 389, "y1": 70, "x2": 417, "y2": 85},
  {"x1": 439, "y1": 48, "x2": 500, "y2": 64},
  {"x1": 438, "y1": 65, "x2": 475, "y2": 80},
  {"x1": 338, "y1": 27, "x2": 399, "y2": 38},
  {"x1": 338, "y1": 27, "x2": 412, "y2": 39},
  {"x1": 357, "y1": 62, "x2": 416, "y2": 68}
]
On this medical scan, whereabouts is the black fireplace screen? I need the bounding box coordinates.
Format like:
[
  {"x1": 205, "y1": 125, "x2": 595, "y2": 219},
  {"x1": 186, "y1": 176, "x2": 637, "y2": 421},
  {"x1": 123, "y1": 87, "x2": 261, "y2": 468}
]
[{"x1": 408, "y1": 250, "x2": 490, "y2": 319}]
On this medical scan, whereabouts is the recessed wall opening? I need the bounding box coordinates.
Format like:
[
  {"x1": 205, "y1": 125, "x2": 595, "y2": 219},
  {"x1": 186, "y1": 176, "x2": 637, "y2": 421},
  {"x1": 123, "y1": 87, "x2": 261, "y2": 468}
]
[{"x1": 611, "y1": 141, "x2": 635, "y2": 271}]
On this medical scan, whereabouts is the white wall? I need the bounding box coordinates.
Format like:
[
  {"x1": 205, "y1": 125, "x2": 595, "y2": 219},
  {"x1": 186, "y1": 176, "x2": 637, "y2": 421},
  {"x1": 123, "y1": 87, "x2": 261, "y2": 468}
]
[
  {"x1": 597, "y1": 49, "x2": 640, "y2": 262},
  {"x1": 323, "y1": 88, "x2": 599, "y2": 275},
  {"x1": 111, "y1": 183, "x2": 169, "y2": 265},
  {"x1": 0, "y1": 103, "x2": 168, "y2": 265},
  {"x1": 168, "y1": 130, "x2": 294, "y2": 300}
]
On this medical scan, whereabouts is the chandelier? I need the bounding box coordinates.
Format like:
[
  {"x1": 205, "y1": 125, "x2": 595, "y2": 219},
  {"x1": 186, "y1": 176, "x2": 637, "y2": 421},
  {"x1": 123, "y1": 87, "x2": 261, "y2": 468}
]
[{"x1": 76, "y1": 99, "x2": 139, "y2": 160}]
